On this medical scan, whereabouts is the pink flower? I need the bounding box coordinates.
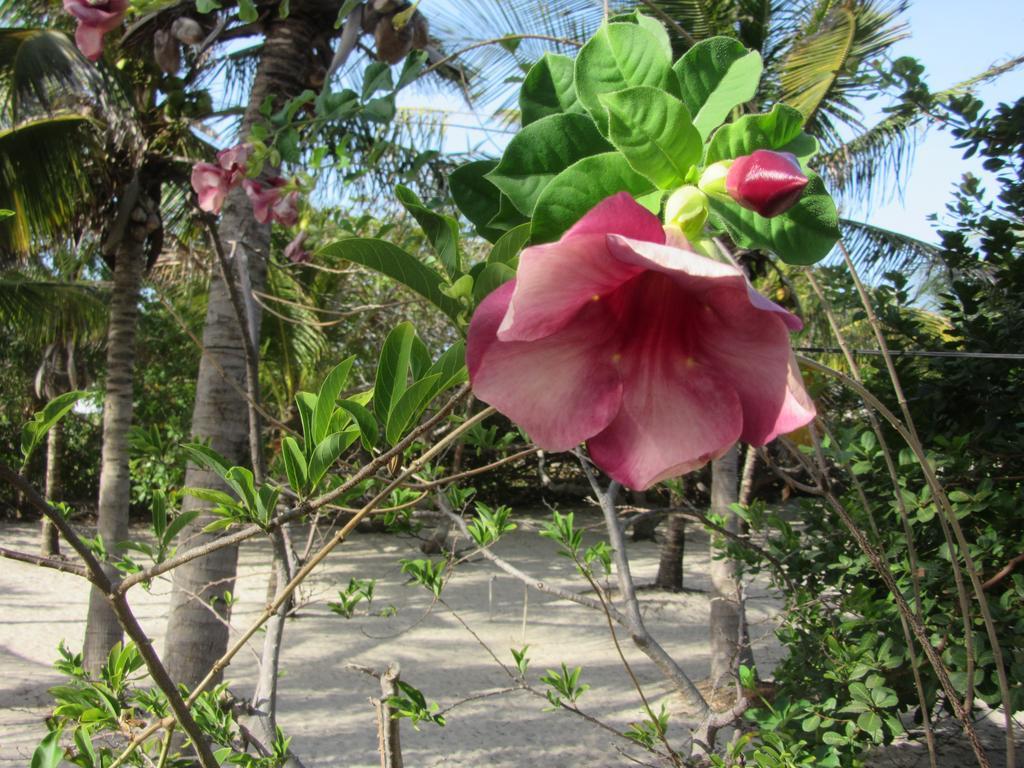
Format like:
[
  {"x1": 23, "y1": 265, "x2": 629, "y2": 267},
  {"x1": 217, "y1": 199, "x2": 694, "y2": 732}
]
[
  {"x1": 243, "y1": 178, "x2": 299, "y2": 225},
  {"x1": 284, "y1": 231, "x2": 311, "y2": 263},
  {"x1": 467, "y1": 193, "x2": 815, "y2": 490},
  {"x1": 216, "y1": 143, "x2": 252, "y2": 184},
  {"x1": 63, "y1": 0, "x2": 128, "y2": 62},
  {"x1": 725, "y1": 150, "x2": 808, "y2": 218},
  {"x1": 191, "y1": 162, "x2": 230, "y2": 214}
]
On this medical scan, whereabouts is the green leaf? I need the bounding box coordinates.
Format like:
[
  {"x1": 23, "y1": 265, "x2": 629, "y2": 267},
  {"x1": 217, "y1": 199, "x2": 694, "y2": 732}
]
[
  {"x1": 0, "y1": 209, "x2": 13, "y2": 219},
  {"x1": 531, "y1": 152, "x2": 655, "y2": 244},
  {"x1": 423, "y1": 342, "x2": 468, "y2": 397},
  {"x1": 396, "y1": 50, "x2": 428, "y2": 90},
  {"x1": 386, "y1": 374, "x2": 441, "y2": 446},
  {"x1": 856, "y1": 711, "x2": 883, "y2": 740},
  {"x1": 362, "y1": 61, "x2": 394, "y2": 99},
  {"x1": 182, "y1": 486, "x2": 237, "y2": 507},
  {"x1": 181, "y1": 443, "x2": 232, "y2": 479},
  {"x1": 374, "y1": 322, "x2": 416, "y2": 424},
  {"x1": 21, "y1": 390, "x2": 87, "y2": 464},
  {"x1": 608, "y1": 10, "x2": 672, "y2": 60},
  {"x1": 705, "y1": 104, "x2": 817, "y2": 166},
  {"x1": 237, "y1": 0, "x2": 257, "y2": 23},
  {"x1": 473, "y1": 262, "x2": 515, "y2": 304},
  {"x1": 314, "y1": 357, "x2": 355, "y2": 445},
  {"x1": 338, "y1": 399, "x2": 378, "y2": 451},
  {"x1": 487, "y1": 194, "x2": 529, "y2": 232},
  {"x1": 448, "y1": 160, "x2": 504, "y2": 242},
  {"x1": 487, "y1": 113, "x2": 612, "y2": 216},
  {"x1": 317, "y1": 239, "x2": 462, "y2": 324},
  {"x1": 281, "y1": 436, "x2": 309, "y2": 494},
  {"x1": 488, "y1": 223, "x2": 531, "y2": 267},
  {"x1": 307, "y1": 430, "x2": 360, "y2": 492},
  {"x1": 395, "y1": 185, "x2": 461, "y2": 279},
  {"x1": 574, "y1": 23, "x2": 677, "y2": 133},
  {"x1": 601, "y1": 87, "x2": 702, "y2": 189},
  {"x1": 163, "y1": 511, "x2": 199, "y2": 548},
  {"x1": 30, "y1": 730, "x2": 63, "y2": 768},
  {"x1": 520, "y1": 53, "x2": 583, "y2": 126},
  {"x1": 673, "y1": 37, "x2": 763, "y2": 140},
  {"x1": 707, "y1": 172, "x2": 839, "y2": 265}
]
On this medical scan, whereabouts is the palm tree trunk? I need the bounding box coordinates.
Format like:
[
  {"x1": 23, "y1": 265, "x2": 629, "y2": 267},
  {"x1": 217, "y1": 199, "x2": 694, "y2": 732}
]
[
  {"x1": 39, "y1": 422, "x2": 62, "y2": 555},
  {"x1": 83, "y1": 233, "x2": 146, "y2": 674},
  {"x1": 708, "y1": 444, "x2": 741, "y2": 691},
  {"x1": 163, "y1": 5, "x2": 323, "y2": 689}
]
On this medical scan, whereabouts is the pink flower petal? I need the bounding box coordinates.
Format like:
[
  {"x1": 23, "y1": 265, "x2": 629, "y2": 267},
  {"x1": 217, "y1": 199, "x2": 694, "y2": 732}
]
[
  {"x1": 498, "y1": 194, "x2": 665, "y2": 343},
  {"x1": 74, "y1": 23, "x2": 105, "y2": 62},
  {"x1": 587, "y1": 353, "x2": 742, "y2": 491},
  {"x1": 191, "y1": 163, "x2": 229, "y2": 214},
  {"x1": 469, "y1": 282, "x2": 623, "y2": 452},
  {"x1": 766, "y1": 351, "x2": 816, "y2": 442}
]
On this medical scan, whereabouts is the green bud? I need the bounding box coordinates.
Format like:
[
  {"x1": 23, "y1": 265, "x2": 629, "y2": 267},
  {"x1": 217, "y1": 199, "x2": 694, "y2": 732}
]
[
  {"x1": 441, "y1": 274, "x2": 474, "y2": 300},
  {"x1": 664, "y1": 186, "x2": 709, "y2": 238},
  {"x1": 698, "y1": 161, "x2": 732, "y2": 198}
]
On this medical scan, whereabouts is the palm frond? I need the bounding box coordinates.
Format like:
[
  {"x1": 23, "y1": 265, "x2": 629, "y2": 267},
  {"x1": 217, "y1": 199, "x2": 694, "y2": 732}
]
[
  {"x1": 0, "y1": 27, "x2": 99, "y2": 121},
  {"x1": 0, "y1": 271, "x2": 108, "y2": 345},
  {"x1": 839, "y1": 217, "x2": 942, "y2": 279}
]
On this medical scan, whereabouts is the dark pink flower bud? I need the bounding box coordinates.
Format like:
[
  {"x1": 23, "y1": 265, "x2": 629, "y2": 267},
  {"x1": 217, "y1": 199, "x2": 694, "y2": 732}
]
[
  {"x1": 63, "y1": 0, "x2": 128, "y2": 62},
  {"x1": 284, "y1": 231, "x2": 311, "y2": 264},
  {"x1": 191, "y1": 162, "x2": 230, "y2": 214},
  {"x1": 725, "y1": 150, "x2": 808, "y2": 218}
]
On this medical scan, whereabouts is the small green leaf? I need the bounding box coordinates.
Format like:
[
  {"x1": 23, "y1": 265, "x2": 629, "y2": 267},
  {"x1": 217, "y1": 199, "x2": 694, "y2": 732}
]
[
  {"x1": 374, "y1": 323, "x2": 416, "y2": 424},
  {"x1": 395, "y1": 185, "x2": 462, "y2": 279},
  {"x1": 472, "y1": 262, "x2": 515, "y2": 304},
  {"x1": 362, "y1": 61, "x2": 394, "y2": 99},
  {"x1": 531, "y1": 152, "x2": 655, "y2": 244},
  {"x1": 448, "y1": 160, "x2": 504, "y2": 242},
  {"x1": 21, "y1": 390, "x2": 87, "y2": 464},
  {"x1": 338, "y1": 399, "x2": 379, "y2": 451},
  {"x1": 705, "y1": 104, "x2": 817, "y2": 166},
  {"x1": 281, "y1": 436, "x2": 309, "y2": 494},
  {"x1": 396, "y1": 50, "x2": 428, "y2": 89},
  {"x1": 237, "y1": 0, "x2": 257, "y2": 22},
  {"x1": 0, "y1": 209, "x2": 14, "y2": 219},
  {"x1": 386, "y1": 374, "x2": 441, "y2": 445},
  {"x1": 163, "y1": 510, "x2": 199, "y2": 548},
  {"x1": 487, "y1": 113, "x2": 612, "y2": 216},
  {"x1": 295, "y1": 391, "x2": 317, "y2": 454},
  {"x1": 307, "y1": 430, "x2": 360, "y2": 491},
  {"x1": 673, "y1": 37, "x2": 763, "y2": 140},
  {"x1": 30, "y1": 730, "x2": 63, "y2": 768},
  {"x1": 317, "y1": 239, "x2": 462, "y2": 324},
  {"x1": 488, "y1": 223, "x2": 531, "y2": 266},
  {"x1": 707, "y1": 172, "x2": 839, "y2": 265},
  {"x1": 181, "y1": 443, "x2": 232, "y2": 479},
  {"x1": 314, "y1": 357, "x2": 355, "y2": 444},
  {"x1": 601, "y1": 87, "x2": 702, "y2": 189},
  {"x1": 520, "y1": 53, "x2": 583, "y2": 126},
  {"x1": 574, "y1": 23, "x2": 677, "y2": 132}
]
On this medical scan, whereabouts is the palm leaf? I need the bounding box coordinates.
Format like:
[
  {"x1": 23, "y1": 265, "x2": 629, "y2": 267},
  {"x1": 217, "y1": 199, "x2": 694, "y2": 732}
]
[
  {"x1": 0, "y1": 271, "x2": 108, "y2": 345},
  {"x1": 840, "y1": 217, "x2": 942, "y2": 278}
]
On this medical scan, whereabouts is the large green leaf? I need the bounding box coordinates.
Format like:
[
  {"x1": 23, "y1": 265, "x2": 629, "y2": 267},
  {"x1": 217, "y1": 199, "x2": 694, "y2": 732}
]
[
  {"x1": 395, "y1": 184, "x2": 462, "y2": 279},
  {"x1": 30, "y1": 730, "x2": 62, "y2": 768},
  {"x1": 673, "y1": 37, "x2": 763, "y2": 140},
  {"x1": 707, "y1": 173, "x2": 839, "y2": 265},
  {"x1": 20, "y1": 390, "x2": 86, "y2": 464},
  {"x1": 373, "y1": 322, "x2": 416, "y2": 424},
  {"x1": 601, "y1": 87, "x2": 702, "y2": 189},
  {"x1": 574, "y1": 22, "x2": 677, "y2": 133},
  {"x1": 531, "y1": 152, "x2": 655, "y2": 244},
  {"x1": 317, "y1": 239, "x2": 462, "y2": 324},
  {"x1": 486, "y1": 113, "x2": 612, "y2": 216},
  {"x1": 281, "y1": 436, "x2": 308, "y2": 495},
  {"x1": 448, "y1": 160, "x2": 504, "y2": 242},
  {"x1": 487, "y1": 223, "x2": 530, "y2": 268},
  {"x1": 307, "y1": 429, "x2": 360, "y2": 491},
  {"x1": 520, "y1": 53, "x2": 582, "y2": 126},
  {"x1": 473, "y1": 262, "x2": 516, "y2": 304},
  {"x1": 487, "y1": 193, "x2": 530, "y2": 232},
  {"x1": 705, "y1": 104, "x2": 818, "y2": 166},
  {"x1": 424, "y1": 341, "x2": 468, "y2": 398},
  {"x1": 313, "y1": 356, "x2": 354, "y2": 445},
  {"x1": 608, "y1": 10, "x2": 672, "y2": 60},
  {"x1": 338, "y1": 399, "x2": 378, "y2": 451}
]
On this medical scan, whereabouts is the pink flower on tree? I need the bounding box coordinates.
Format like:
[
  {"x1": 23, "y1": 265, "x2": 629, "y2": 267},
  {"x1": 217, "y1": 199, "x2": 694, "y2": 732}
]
[
  {"x1": 243, "y1": 178, "x2": 299, "y2": 226},
  {"x1": 63, "y1": 0, "x2": 128, "y2": 62},
  {"x1": 467, "y1": 193, "x2": 815, "y2": 490},
  {"x1": 216, "y1": 143, "x2": 252, "y2": 184},
  {"x1": 284, "y1": 231, "x2": 311, "y2": 263},
  {"x1": 190, "y1": 162, "x2": 231, "y2": 214},
  {"x1": 725, "y1": 150, "x2": 808, "y2": 218}
]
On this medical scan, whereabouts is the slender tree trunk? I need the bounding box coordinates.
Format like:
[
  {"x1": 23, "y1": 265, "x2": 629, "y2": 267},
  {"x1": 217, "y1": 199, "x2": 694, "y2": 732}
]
[
  {"x1": 654, "y1": 513, "x2": 686, "y2": 590},
  {"x1": 163, "y1": 5, "x2": 323, "y2": 689},
  {"x1": 83, "y1": 232, "x2": 146, "y2": 674},
  {"x1": 39, "y1": 423, "x2": 62, "y2": 556},
  {"x1": 708, "y1": 444, "x2": 741, "y2": 691}
]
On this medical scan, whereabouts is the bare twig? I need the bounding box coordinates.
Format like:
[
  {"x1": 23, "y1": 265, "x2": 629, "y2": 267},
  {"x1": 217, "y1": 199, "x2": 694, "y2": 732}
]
[{"x1": 0, "y1": 546, "x2": 88, "y2": 578}]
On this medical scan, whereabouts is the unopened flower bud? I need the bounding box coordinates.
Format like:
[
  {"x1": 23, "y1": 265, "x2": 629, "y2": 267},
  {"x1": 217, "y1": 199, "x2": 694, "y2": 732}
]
[
  {"x1": 697, "y1": 161, "x2": 731, "y2": 198},
  {"x1": 725, "y1": 150, "x2": 808, "y2": 218},
  {"x1": 664, "y1": 186, "x2": 708, "y2": 238}
]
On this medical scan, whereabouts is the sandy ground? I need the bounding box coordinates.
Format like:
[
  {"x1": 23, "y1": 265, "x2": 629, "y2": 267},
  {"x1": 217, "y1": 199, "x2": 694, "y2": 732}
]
[{"x1": 0, "y1": 515, "x2": 1019, "y2": 766}]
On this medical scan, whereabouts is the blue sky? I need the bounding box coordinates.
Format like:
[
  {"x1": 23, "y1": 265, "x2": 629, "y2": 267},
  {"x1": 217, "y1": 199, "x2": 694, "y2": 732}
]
[{"x1": 401, "y1": 0, "x2": 1023, "y2": 244}]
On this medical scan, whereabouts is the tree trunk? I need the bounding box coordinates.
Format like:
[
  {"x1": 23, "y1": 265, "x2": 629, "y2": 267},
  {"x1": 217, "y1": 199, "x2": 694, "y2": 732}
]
[
  {"x1": 39, "y1": 422, "x2": 62, "y2": 556},
  {"x1": 654, "y1": 513, "x2": 686, "y2": 590},
  {"x1": 163, "y1": 5, "x2": 323, "y2": 690},
  {"x1": 708, "y1": 444, "x2": 741, "y2": 691},
  {"x1": 83, "y1": 231, "x2": 146, "y2": 674}
]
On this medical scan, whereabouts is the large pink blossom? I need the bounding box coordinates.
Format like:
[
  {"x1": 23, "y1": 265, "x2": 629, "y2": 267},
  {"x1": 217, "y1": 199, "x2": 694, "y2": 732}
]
[
  {"x1": 216, "y1": 143, "x2": 252, "y2": 184},
  {"x1": 63, "y1": 0, "x2": 128, "y2": 62},
  {"x1": 467, "y1": 193, "x2": 815, "y2": 490},
  {"x1": 190, "y1": 162, "x2": 230, "y2": 214}
]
